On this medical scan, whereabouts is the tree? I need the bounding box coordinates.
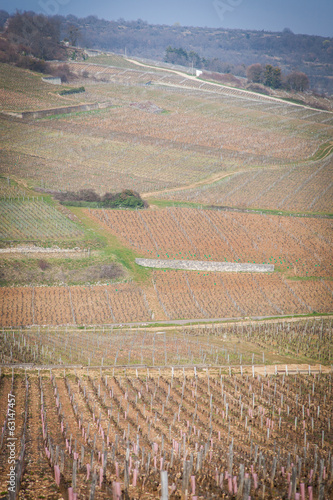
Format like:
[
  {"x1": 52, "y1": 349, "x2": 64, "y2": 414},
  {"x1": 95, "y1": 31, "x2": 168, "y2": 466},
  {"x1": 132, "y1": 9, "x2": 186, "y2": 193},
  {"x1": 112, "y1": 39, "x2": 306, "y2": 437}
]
[
  {"x1": 246, "y1": 63, "x2": 263, "y2": 83},
  {"x1": 6, "y1": 12, "x2": 63, "y2": 60},
  {"x1": 67, "y1": 24, "x2": 80, "y2": 46},
  {"x1": 263, "y1": 64, "x2": 282, "y2": 89},
  {"x1": 164, "y1": 46, "x2": 188, "y2": 66},
  {"x1": 0, "y1": 10, "x2": 9, "y2": 29},
  {"x1": 285, "y1": 71, "x2": 309, "y2": 91}
]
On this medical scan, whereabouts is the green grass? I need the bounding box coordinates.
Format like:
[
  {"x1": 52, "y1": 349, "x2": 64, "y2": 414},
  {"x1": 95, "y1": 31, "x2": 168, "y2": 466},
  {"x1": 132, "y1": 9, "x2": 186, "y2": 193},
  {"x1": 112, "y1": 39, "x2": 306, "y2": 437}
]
[
  {"x1": 37, "y1": 106, "x2": 116, "y2": 121},
  {"x1": 69, "y1": 207, "x2": 152, "y2": 284},
  {"x1": 0, "y1": 253, "x2": 125, "y2": 287},
  {"x1": 147, "y1": 198, "x2": 209, "y2": 209},
  {"x1": 309, "y1": 141, "x2": 333, "y2": 161},
  {"x1": 148, "y1": 197, "x2": 333, "y2": 219},
  {"x1": 85, "y1": 53, "x2": 146, "y2": 70}
]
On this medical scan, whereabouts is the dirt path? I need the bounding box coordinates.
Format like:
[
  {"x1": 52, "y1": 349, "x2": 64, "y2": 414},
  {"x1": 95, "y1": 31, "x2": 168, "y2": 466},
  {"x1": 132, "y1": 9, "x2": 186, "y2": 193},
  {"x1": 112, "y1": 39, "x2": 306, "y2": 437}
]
[
  {"x1": 142, "y1": 170, "x2": 238, "y2": 199},
  {"x1": 142, "y1": 141, "x2": 333, "y2": 200},
  {"x1": 109, "y1": 313, "x2": 333, "y2": 332},
  {"x1": 125, "y1": 57, "x2": 333, "y2": 112}
]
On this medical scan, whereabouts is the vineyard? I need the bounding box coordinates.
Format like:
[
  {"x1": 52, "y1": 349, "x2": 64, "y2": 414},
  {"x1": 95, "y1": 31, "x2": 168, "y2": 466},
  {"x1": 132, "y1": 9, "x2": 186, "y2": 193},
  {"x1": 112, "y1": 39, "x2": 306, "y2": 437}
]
[
  {"x1": 0, "y1": 274, "x2": 332, "y2": 327},
  {"x1": 0, "y1": 119, "x2": 222, "y2": 195},
  {"x1": 1, "y1": 54, "x2": 333, "y2": 500},
  {"x1": 0, "y1": 64, "x2": 76, "y2": 112},
  {"x1": 59, "y1": 104, "x2": 317, "y2": 162},
  {"x1": 88, "y1": 207, "x2": 333, "y2": 278},
  {"x1": 2, "y1": 61, "x2": 333, "y2": 207},
  {"x1": 0, "y1": 360, "x2": 332, "y2": 499},
  {"x1": 1, "y1": 317, "x2": 331, "y2": 367},
  {"x1": 156, "y1": 155, "x2": 333, "y2": 214},
  {"x1": 0, "y1": 177, "x2": 30, "y2": 200},
  {"x1": 0, "y1": 199, "x2": 84, "y2": 241},
  {"x1": 152, "y1": 270, "x2": 333, "y2": 319}
]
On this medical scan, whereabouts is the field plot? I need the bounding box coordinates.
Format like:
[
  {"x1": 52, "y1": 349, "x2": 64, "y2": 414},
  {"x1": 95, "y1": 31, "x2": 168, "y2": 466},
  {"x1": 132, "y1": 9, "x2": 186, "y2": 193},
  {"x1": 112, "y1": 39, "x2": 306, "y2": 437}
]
[
  {"x1": 1, "y1": 315, "x2": 332, "y2": 368},
  {"x1": 1, "y1": 325, "x2": 259, "y2": 367},
  {"x1": 158, "y1": 155, "x2": 333, "y2": 214},
  {"x1": 64, "y1": 61, "x2": 333, "y2": 124},
  {"x1": 0, "y1": 364, "x2": 332, "y2": 499},
  {"x1": 2, "y1": 63, "x2": 332, "y2": 201},
  {"x1": 0, "y1": 64, "x2": 78, "y2": 112},
  {"x1": 71, "y1": 104, "x2": 318, "y2": 162},
  {"x1": 0, "y1": 119, "x2": 222, "y2": 194},
  {"x1": 88, "y1": 207, "x2": 333, "y2": 278},
  {"x1": 153, "y1": 270, "x2": 333, "y2": 319},
  {"x1": 0, "y1": 274, "x2": 332, "y2": 327},
  {"x1": 0, "y1": 199, "x2": 83, "y2": 241},
  {"x1": 0, "y1": 283, "x2": 155, "y2": 327},
  {"x1": 0, "y1": 176, "x2": 30, "y2": 199},
  {"x1": 2, "y1": 52, "x2": 333, "y2": 500}
]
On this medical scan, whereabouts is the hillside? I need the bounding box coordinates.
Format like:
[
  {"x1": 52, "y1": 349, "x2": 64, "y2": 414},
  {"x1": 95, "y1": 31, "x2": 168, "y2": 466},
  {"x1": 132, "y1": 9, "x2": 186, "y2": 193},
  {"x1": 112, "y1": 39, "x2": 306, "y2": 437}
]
[
  {"x1": 0, "y1": 23, "x2": 332, "y2": 500},
  {"x1": 0, "y1": 10, "x2": 332, "y2": 94},
  {"x1": 58, "y1": 16, "x2": 333, "y2": 94},
  {"x1": 0, "y1": 60, "x2": 332, "y2": 317}
]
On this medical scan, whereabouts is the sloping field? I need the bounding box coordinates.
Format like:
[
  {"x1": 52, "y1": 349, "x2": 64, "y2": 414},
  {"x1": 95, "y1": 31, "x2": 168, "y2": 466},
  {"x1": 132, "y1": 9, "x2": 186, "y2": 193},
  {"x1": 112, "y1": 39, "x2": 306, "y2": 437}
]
[
  {"x1": 0, "y1": 274, "x2": 332, "y2": 326},
  {"x1": 0, "y1": 119, "x2": 221, "y2": 194},
  {"x1": 156, "y1": 154, "x2": 333, "y2": 213},
  {"x1": 1, "y1": 54, "x2": 333, "y2": 500},
  {"x1": 0, "y1": 64, "x2": 80, "y2": 111},
  {"x1": 1, "y1": 62, "x2": 332, "y2": 206},
  {"x1": 88, "y1": 207, "x2": 333, "y2": 278},
  {"x1": 0, "y1": 199, "x2": 83, "y2": 241}
]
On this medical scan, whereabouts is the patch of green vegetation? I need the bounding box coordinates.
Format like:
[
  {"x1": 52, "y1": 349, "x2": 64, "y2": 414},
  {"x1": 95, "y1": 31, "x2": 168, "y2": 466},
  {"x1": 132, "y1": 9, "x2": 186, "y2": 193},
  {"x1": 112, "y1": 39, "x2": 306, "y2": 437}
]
[
  {"x1": 86, "y1": 53, "x2": 146, "y2": 70},
  {"x1": 61, "y1": 200, "x2": 102, "y2": 208},
  {"x1": 69, "y1": 207, "x2": 152, "y2": 284},
  {"x1": 147, "y1": 198, "x2": 209, "y2": 209},
  {"x1": 61, "y1": 190, "x2": 147, "y2": 209},
  {"x1": 59, "y1": 86, "x2": 85, "y2": 96},
  {"x1": 309, "y1": 141, "x2": 333, "y2": 161},
  {"x1": 149, "y1": 197, "x2": 333, "y2": 219},
  {"x1": 0, "y1": 253, "x2": 125, "y2": 287}
]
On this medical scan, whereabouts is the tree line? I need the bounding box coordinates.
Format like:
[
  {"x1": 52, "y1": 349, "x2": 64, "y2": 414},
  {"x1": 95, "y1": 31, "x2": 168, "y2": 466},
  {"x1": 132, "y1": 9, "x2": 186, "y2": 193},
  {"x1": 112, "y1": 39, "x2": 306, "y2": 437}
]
[
  {"x1": 246, "y1": 63, "x2": 309, "y2": 91},
  {"x1": 0, "y1": 11, "x2": 331, "y2": 94},
  {"x1": 165, "y1": 47, "x2": 309, "y2": 92}
]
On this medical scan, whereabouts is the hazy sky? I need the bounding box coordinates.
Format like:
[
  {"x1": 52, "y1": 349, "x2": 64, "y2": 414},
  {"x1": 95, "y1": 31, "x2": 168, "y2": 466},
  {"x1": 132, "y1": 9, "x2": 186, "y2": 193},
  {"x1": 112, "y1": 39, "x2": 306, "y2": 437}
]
[{"x1": 3, "y1": 0, "x2": 333, "y2": 37}]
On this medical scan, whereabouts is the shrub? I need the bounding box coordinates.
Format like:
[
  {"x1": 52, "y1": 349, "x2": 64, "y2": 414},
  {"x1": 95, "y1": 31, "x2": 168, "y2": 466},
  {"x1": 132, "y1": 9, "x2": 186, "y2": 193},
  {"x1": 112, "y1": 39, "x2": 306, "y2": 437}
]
[
  {"x1": 54, "y1": 188, "x2": 148, "y2": 209},
  {"x1": 59, "y1": 86, "x2": 85, "y2": 96}
]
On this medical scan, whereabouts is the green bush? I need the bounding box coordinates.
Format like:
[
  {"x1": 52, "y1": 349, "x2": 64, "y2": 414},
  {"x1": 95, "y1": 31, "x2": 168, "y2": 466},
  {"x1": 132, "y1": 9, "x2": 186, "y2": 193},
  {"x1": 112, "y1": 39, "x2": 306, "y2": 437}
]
[
  {"x1": 58, "y1": 189, "x2": 148, "y2": 209},
  {"x1": 59, "y1": 86, "x2": 85, "y2": 95}
]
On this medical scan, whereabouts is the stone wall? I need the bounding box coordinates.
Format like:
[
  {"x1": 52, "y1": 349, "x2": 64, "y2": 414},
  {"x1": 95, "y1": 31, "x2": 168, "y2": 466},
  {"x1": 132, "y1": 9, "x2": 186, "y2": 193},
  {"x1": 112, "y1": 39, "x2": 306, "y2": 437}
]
[
  {"x1": 135, "y1": 258, "x2": 274, "y2": 273},
  {"x1": 41, "y1": 76, "x2": 61, "y2": 85},
  {"x1": 2, "y1": 102, "x2": 112, "y2": 120}
]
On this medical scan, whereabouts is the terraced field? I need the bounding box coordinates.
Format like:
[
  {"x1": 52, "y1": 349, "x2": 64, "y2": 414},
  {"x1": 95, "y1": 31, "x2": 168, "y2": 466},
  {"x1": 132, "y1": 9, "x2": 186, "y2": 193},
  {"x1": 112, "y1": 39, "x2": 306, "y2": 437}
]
[{"x1": 1, "y1": 272, "x2": 332, "y2": 327}]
